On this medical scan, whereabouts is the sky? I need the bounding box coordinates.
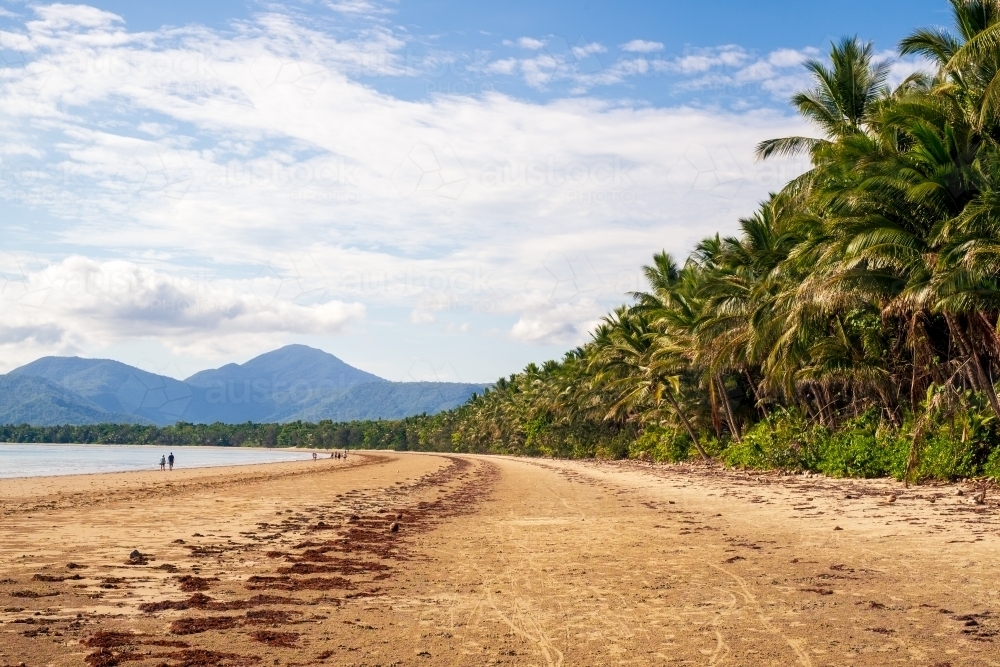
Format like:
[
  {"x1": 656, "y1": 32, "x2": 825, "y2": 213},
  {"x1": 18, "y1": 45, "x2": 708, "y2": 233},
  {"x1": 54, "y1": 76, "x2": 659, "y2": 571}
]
[{"x1": 0, "y1": 0, "x2": 951, "y2": 383}]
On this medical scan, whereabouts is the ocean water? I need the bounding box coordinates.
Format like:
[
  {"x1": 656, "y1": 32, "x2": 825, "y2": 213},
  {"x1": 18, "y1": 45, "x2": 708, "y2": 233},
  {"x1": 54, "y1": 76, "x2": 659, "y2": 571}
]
[{"x1": 0, "y1": 443, "x2": 315, "y2": 479}]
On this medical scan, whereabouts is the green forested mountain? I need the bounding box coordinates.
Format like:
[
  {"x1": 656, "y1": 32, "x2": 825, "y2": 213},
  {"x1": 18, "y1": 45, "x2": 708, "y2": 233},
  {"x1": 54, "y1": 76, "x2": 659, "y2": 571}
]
[
  {"x1": 1, "y1": 346, "x2": 484, "y2": 425},
  {"x1": 0, "y1": 375, "x2": 150, "y2": 427}
]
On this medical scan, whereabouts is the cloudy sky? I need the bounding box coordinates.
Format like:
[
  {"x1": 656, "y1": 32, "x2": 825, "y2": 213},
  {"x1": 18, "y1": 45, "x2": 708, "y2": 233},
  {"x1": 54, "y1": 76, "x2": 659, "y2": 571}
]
[{"x1": 0, "y1": 0, "x2": 947, "y2": 382}]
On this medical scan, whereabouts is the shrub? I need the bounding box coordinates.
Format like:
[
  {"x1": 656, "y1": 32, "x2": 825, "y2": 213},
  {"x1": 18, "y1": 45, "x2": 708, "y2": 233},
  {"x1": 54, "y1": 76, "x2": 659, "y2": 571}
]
[
  {"x1": 723, "y1": 409, "x2": 822, "y2": 471},
  {"x1": 909, "y1": 395, "x2": 999, "y2": 481},
  {"x1": 595, "y1": 430, "x2": 633, "y2": 460},
  {"x1": 816, "y1": 411, "x2": 906, "y2": 478},
  {"x1": 629, "y1": 426, "x2": 691, "y2": 463}
]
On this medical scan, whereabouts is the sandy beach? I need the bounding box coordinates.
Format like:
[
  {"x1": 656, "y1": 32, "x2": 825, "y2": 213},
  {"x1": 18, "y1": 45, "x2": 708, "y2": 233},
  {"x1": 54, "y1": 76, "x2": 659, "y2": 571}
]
[{"x1": 2, "y1": 451, "x2": 1000, "y2": 666}]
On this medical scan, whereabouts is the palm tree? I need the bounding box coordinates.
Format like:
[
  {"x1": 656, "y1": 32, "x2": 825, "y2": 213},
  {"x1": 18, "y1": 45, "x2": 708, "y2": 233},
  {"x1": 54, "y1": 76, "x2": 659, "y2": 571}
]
[{"x1": 755, "y1": 37, "x2": 891, "y2": 160}]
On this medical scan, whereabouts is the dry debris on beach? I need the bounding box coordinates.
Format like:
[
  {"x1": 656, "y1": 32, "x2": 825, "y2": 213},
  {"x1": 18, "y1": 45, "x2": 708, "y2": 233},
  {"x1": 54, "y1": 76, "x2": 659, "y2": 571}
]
[{"x1": 1, "y1": 452, "x2": 999, "y2": 666}]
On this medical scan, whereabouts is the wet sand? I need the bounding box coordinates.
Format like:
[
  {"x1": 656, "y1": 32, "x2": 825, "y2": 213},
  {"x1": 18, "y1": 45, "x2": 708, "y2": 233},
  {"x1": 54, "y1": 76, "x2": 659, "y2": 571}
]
[{"x1": 2, "y1": 452, "x2": 999, "y2": 666}]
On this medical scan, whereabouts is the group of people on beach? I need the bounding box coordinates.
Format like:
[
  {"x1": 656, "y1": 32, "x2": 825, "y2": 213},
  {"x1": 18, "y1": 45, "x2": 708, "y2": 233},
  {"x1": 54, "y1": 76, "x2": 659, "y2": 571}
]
[
  {"x1": 311, "y1": 451, "x2": 348, "y2": 460},
  {"x1": 157, "y1": 449, "x2": 342, "y2": 469}
]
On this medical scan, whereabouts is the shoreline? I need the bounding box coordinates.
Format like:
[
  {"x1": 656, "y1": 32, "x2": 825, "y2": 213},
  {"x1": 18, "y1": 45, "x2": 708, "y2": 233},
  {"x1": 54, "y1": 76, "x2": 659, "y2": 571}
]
[
  {"x1": 0, "y1": 443, "x2": 319, "y2": 482},
  {"x1": 0, "y1": 454, "x2": 348, "y2": 502}
]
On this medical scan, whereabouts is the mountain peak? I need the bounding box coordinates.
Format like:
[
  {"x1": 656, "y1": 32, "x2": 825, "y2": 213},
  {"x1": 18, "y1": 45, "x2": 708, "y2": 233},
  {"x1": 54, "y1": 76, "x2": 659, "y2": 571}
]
[{"x1": 184, "y1": 345, "x2": 385, "y2": 389}]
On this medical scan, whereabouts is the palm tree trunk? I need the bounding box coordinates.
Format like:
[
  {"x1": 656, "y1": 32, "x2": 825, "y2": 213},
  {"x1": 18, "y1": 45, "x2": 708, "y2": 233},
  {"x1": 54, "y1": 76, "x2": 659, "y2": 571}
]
[
  {"x1": 908, "y1": 311, "x2": 940, "y2": 407},
  {"x1": 974, "y1": 311, "x2": 1000, "y2": 359},
  {"x1": 796, "y1": 384, "x2": 817, "y2": 424},
  {"x1": 745, "y1": 369, "x2": 769, "y2": 418},
  {"x1": 708, "y1": 381, "x2": 722, "y2": 437},
  {"x1": 716, "y1": 373, "x2": 742, "y2": 442},
  {"x1": 946, "y1": 313, "x2": 1000, "y2": 418},
  {"x1": 664, "y1": 390, "x2": 709, "y2": 461},
  {"x1": 820, "y1": 384, "x2": 839, "y2": 429},
  {"x1": 878, "y1": 386, "x2": 900, "y2": 426}
]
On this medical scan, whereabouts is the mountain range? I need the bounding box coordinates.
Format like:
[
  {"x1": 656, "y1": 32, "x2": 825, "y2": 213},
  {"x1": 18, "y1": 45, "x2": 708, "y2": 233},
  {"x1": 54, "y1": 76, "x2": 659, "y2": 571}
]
[{"x1": 0, "y1": 345, "x2": 486, "y2": 426}]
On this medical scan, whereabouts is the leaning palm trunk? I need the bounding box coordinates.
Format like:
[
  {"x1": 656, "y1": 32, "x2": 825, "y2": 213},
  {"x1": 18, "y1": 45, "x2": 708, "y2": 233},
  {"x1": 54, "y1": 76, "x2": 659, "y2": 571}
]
[
  {"x1": 663, "y1": 390, "x2": 710, "y2": 461},
  {"x1": 716, "y1": 373, "x2": 742, "y2": 442},
  {"x1": 708, "y1": 381, "x2": 723, "y2": 437}
]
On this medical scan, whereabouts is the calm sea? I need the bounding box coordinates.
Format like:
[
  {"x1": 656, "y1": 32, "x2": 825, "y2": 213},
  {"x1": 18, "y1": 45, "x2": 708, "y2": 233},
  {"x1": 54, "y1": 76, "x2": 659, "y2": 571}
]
[{"x1": 0, "y1": 444, "x2": 314, "y2": 479}]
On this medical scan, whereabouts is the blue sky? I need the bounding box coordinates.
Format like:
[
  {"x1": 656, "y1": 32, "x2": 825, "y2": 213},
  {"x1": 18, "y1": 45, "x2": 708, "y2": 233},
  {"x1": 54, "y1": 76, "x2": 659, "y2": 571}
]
[
  {"x1": 0, "y1": 0, "x2": 952, "y2": 382},
  {"x1": 83, "y1": 0, "x2": 948, "y2": 105}
]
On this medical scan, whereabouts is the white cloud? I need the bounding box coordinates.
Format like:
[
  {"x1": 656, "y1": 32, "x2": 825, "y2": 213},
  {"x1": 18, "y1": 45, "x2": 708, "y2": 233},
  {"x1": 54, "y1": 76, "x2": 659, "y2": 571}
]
[
  {"x1": 510, "y1": 299, "x2": 605, "y2": 345},
  {"x1": 668, "y1": 47, "x2": 829, "y2": 100},
  {"x1": 887, "y1": 53, "x2": 933, "y2": 88},
  {"x1": 410, "y1": 308, "x2": 434, "y2": 324},
  {"x1": 483, "y1": 43, "x2": 817, "y2": 94},
  {"x1": 325, "y1": 0, "x2": 394, "y2": 16},
  {"x1": 621, "y1": 39, "x2": 663, "y2": 53},
  {"x1": 0, "y1": 256, "x2": 366, "y2": 370},
  {"x1": 670, "y1": 46, "x2": 749, "y2": 73},
  {"x1": 485, "y1": 57, "x2": 517, "y2": 74},
  {"x1": 0, "y1": 4, "x2": 816, "y2": 372},
  {"x1": 29, "y1": 3, "x2": 123, "y2": 31},
  {"x1": 768, "y1": 48, "x2": 813, "y2": 68},
  {"x1": 572, "y1": 42, "x2": 607, "y2": 58},
  {"x1": 517, "y1": 37, "x2": 546, "y2": 50}
]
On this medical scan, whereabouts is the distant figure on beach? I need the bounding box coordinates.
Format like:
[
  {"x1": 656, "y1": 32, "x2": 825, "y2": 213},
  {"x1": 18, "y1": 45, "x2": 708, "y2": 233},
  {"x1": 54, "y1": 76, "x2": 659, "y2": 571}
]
[
  {"x1": 343, "y1": 450, "x2": 347, "y2": 460},
  {"x1": 168, "y1": 452, "x2": 175, "y2": 471},
  {"x1": 312, "y1": 452, "x2": 317, "y2": 461},
  {"x1": 159, "y1": 455, "x2": 166, "y2": 471},
  {"x1": 330, "y1": 452, "x2": 335, "y2": 458}
]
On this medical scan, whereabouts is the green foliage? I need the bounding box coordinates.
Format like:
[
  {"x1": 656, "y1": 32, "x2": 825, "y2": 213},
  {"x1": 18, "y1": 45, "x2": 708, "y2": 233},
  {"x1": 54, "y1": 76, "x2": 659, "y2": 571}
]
[
  {"x1": 629, "y1": 426, "x2": 692, "y2": 463},
  {"x1": 0, "y1": 415, "x2": 454, "y2": 452},
  {"x1": 908, "y1": 393, "x2": 1000, "y2": 481},
  {"x1": 723, "y1": 410, "x2": 823, "y2": 471},
  {"x1": 716, "y1": 403, "x2": 1000, "y2": 480},
  {"x1": 815, "y1": 413, "x2": 907, "y2": 479}
]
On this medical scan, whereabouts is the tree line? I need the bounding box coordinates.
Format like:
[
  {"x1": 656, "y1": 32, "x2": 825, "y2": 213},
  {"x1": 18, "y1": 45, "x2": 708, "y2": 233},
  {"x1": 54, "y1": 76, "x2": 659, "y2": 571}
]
[
  {"x1": 0, "y1": 418, "x2": 446, "y2": 451},
  {"x1": 436, "y1": 3, "x2": 1000, "y2": 481}
]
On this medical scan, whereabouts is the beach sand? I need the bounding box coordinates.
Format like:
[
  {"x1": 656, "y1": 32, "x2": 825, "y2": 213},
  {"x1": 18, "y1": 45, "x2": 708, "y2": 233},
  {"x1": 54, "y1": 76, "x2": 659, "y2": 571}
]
[{"x1": 2, "y1": 451, "x2": 1000, "y2": 666}]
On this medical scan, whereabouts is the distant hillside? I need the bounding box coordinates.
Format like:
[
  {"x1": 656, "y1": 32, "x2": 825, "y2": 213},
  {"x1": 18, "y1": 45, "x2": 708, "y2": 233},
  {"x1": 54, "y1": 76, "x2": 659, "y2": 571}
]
[
  {"x1": 9, "y1": 357, "x2": 193, "y2": 423},
  {"x1": 288, "y1": 382, "x2": 485, "y2": 421},
  {"x1": 0, "y1": 345, "x2": 486, "y2": 426},
  {"x1": 0, "y1": 375, "x2": 150, "y2": 426}
]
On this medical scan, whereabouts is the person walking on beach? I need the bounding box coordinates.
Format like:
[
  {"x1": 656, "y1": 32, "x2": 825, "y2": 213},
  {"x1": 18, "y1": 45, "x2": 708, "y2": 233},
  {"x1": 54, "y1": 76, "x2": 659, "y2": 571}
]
[
  {"x1": 312, "y1": 452, "x2": 317, "y2": 461},
  {"x1": 168, "y1": 452, "x2": 175, "y2": 471},
  {"x1": 159, "y1": 455, "x2": 166, "y2": 471}
]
